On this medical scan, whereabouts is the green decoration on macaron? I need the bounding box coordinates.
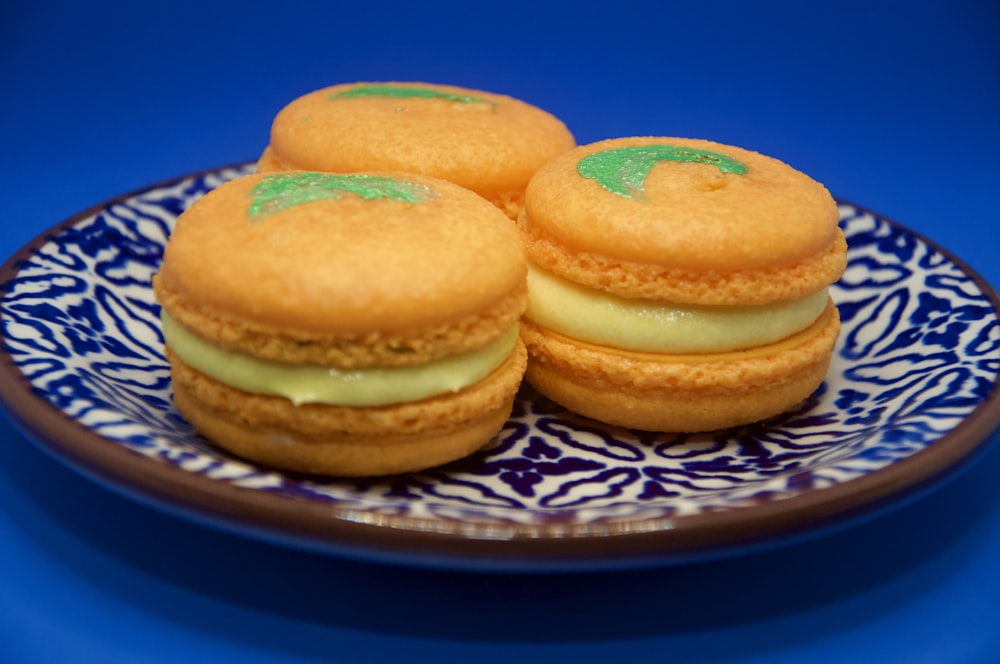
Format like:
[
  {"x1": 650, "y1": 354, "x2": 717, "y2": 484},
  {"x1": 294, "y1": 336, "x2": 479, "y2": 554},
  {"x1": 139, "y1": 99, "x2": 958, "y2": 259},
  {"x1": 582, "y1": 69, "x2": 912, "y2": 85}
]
[
  {"x1": 248, "y1": 172, "x2": 435, "y2": 221},
  {"x1": 329, "y1": 84, "x2": 492, "y2": 106},
  {"x1": 577, "y1": 144, "x2": 748, "y2": 200}
]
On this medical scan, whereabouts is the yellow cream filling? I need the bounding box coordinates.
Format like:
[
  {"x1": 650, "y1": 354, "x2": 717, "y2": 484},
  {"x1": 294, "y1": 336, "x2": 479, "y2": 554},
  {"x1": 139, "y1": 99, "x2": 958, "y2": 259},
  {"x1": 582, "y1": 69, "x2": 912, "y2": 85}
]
[
  {"x1": 526, "y1": 263, "x2": 829, "y2": 353},
  {"x1": 161, "y1": 311, "x2": 519, "y2": 407}
]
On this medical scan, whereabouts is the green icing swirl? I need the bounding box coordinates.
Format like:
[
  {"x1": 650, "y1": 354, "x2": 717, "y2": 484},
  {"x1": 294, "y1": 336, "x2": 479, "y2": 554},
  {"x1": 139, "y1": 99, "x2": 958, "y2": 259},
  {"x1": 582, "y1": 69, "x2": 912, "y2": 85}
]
[
  {"x1": 248, "y1": 173, "x2": 435, "y2": 221},
  {"x1": 577, "y1": 144, "x2": 748, "y2": 200},
  {"x1": 329, "y1": 84, "x2": 492, "y2": 106}
]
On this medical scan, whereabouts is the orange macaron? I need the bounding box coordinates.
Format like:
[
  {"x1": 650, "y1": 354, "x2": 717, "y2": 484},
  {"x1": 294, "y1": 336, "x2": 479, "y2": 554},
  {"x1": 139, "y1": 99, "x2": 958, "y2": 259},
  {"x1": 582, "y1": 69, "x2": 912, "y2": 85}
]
[
  {"x1": 518, "y1": 136, "x2": 847, "y2": 432},
  {"x1": 257, "y1": 81, "x2": 576, "y2": 219},
  {"x1": 154, "y1": 170, "x2": 528, "y2": 476}
]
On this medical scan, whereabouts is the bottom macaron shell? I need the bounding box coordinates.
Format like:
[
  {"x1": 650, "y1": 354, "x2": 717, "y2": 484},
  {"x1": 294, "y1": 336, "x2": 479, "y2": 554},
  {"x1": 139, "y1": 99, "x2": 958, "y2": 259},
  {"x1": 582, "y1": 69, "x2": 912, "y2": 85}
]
[
  {"x1": 165, "y1": 341, "x2": 527, "y2": 477},
  {"x1": 521, "y1": 303, "x2": 840, "y2": 432}
]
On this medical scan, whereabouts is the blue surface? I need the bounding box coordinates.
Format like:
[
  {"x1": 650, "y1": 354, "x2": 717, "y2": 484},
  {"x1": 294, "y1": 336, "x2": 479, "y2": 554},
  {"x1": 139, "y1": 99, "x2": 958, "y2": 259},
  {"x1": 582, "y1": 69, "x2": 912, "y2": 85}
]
[{"x1": 2, "y1": 1, "x2": 1000, "y2": 661}]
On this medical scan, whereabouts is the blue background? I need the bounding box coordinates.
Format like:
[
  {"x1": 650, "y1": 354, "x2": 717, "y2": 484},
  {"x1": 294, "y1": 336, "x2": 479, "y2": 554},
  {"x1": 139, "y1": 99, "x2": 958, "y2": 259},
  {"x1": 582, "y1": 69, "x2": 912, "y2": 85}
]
[{"x1": 2, "y1": 1, "x2": 999, "y2": 661}]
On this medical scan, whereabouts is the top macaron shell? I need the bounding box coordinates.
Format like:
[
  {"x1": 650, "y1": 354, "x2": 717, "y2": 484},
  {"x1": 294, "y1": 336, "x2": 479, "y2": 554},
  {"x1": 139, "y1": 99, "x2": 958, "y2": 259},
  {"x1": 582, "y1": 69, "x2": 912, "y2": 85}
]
[
  {"x1": 262, "y1": 82, "x2": 576, "y2": 206},
  {"x1": 524, "y1": 137, "x2": 840, "y2": 272},
  {"x1": 520, "y1": 137, "x2": 845, "y2": 307},
  {"x1": 155, "y1": 171, "x2": 526, "y2": 339}
]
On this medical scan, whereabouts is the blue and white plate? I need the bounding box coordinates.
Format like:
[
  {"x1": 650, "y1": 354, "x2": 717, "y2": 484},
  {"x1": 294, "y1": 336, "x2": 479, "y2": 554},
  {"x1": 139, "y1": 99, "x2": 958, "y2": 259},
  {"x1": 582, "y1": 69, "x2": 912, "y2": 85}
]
[{"x1": 2, "y1": 163, "x2": 999, "y2": 571}]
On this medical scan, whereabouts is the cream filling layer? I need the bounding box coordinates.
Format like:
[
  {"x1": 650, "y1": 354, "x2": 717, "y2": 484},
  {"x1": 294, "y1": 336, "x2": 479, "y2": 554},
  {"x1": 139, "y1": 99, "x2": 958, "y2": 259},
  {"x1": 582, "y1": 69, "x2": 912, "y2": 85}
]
[
  {"x1": 161, "y1": 311, "x2": 519, "y2": 407},
  {"x1": 526, "y1": 263, "x2": 830, "y2": 353}
]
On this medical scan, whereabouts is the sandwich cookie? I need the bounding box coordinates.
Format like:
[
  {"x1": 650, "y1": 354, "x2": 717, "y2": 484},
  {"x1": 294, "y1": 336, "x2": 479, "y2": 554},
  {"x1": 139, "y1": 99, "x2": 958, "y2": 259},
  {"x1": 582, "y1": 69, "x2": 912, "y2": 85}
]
[
  {"x1": 154, "y1": 170, "x2": 528, "y2": 476},
  {"x1": 518, "y1": 136, "x2": 847, "y2": 432},
  {"x1": 257, "y1": 81, "x2": 576, "y2": 219}
]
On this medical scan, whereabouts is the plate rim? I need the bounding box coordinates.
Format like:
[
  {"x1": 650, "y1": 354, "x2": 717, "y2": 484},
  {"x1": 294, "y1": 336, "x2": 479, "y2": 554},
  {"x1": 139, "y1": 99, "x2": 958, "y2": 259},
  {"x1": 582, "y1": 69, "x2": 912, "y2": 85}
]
[{"x1": 2, "y1": 163, "x2": 999, "y2": 570}]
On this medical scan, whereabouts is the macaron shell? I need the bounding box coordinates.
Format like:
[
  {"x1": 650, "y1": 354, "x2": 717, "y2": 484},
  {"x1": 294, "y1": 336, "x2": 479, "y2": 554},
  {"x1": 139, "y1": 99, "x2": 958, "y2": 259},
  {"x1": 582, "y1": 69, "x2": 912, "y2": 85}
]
[
  {"x1": 520, "y1": 301, "x2": 840, "y2": 432},
  {"x1": 261, "y1": 82, "x2": 576, "y2": 211},
  {"x1": 256, "y1": 146, "x2": 282, "y2": 172},
  {"x1": 156, "y1": 172, "x2": 526, "y2": 341},
  {"x1": 523, "y1": 136, "x2": 841, "y2": 273}
]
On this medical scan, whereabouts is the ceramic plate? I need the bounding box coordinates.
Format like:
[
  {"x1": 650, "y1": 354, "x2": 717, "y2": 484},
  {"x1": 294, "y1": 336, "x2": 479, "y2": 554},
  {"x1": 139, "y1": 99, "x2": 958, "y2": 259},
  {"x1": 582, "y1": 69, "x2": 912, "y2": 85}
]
[{"x1": 2, "y1": 163, "x2": 999, "y2": 571}]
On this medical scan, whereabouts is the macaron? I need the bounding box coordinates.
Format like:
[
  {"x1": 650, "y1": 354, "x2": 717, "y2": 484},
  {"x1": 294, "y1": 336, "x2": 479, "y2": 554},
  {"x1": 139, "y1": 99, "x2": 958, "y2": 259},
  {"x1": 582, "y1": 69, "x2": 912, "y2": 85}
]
[
  {"x1": 518, "y1": 136, "x2": 847, "y2": 432},
  {"x1": 257, "y1": 81, "x2": 576, "y2": 219},
  {"x1": 153, "y1": 170, "x2": 528, "y2": 476}
]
